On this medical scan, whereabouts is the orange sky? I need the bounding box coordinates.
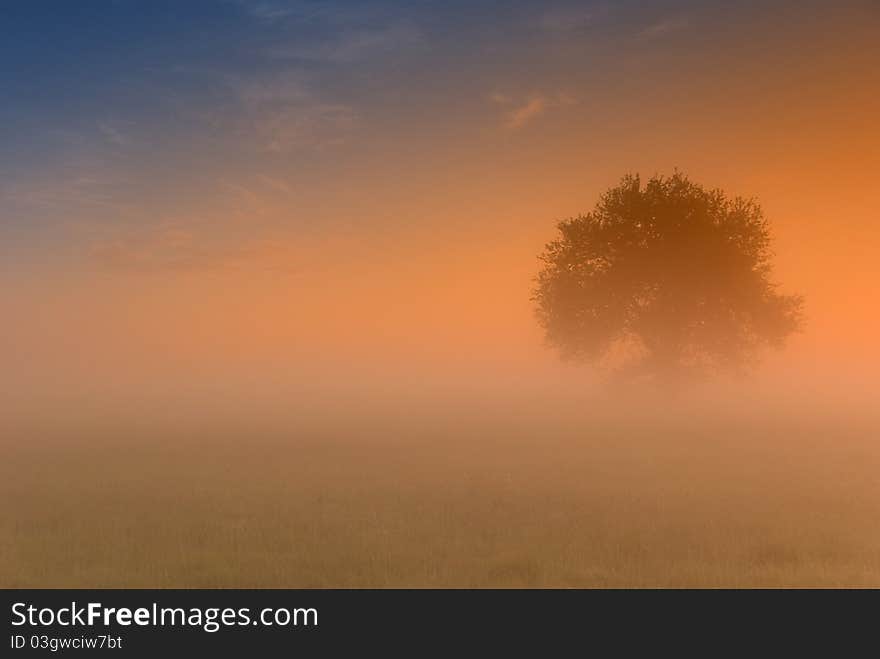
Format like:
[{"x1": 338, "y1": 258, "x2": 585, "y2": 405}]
[{"x1": 2, "y1": 1, "x2": 878, "y2": 420}]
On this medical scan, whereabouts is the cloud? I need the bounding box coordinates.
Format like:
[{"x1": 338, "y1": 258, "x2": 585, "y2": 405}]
[
  {"x1": 221, "y1": 6, "x2": 421, "y2": 150},
  {"x1": 540, "y1": 7, "x2": 593, "y2": 32},
  {"x1": 506, "y1": 97, "x2": 548, "y2": 129},
  {"x1": 89, "y1": 221, "x2": 300, "y2": 275},
  {"x1": 257, "y1": 175, "x2": 294, "y2": 195},
  {"x1": 0, "y1": 169, "x2": 132, "y2": 215},
  {"x1": 488, "y1": 92, "x2": 511, "y2": 105},
  {"x1": 233, "y1": 0, "x2": 304, "y2": 22},
  {"x1": 231, "y1": 73, "x2": 356, "y2": 151},
  {"x1": 641, "y1": 17, "x2": 689, "y2": 37},
  {"x1": 496, "y1": 92, "x2": 577, "y2": 129},
  {"x1": 234, "y1": 72, "x2": 311, "y2": 106},
  {"x1": 253, "y1": 101, "x2": 355, "y2": 153},
  {"x1": 98, "y1": 121, "x2": 134, "y2": 147},
  {"x1": 218, "y1": 174, "x2": 294, "y2": 213},
  {"x1": 234, "y1": 0, "x2": 382, "y2": 26},
  {"x1": 267, "y1": 23, "x2": 422, "y2": 63}
]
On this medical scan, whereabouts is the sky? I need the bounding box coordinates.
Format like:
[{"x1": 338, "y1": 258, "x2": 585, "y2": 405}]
[{"x1": 1, "y1": 0, "x2": 878, "y2": 421}]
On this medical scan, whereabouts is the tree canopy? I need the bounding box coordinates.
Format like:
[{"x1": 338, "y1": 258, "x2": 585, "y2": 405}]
[{"x1": 533, "y1": 173, "x2": 803, "y2": 381}]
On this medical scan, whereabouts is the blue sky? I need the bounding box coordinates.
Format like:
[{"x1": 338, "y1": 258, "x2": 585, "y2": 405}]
[{"x1": 1, "y1": 0, "x2": 876, "y2": 255}]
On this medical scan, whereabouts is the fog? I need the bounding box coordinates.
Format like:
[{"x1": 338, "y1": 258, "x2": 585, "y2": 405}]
[{"x1": 2, "y1": 0, "x2": 878, "y2": 586}]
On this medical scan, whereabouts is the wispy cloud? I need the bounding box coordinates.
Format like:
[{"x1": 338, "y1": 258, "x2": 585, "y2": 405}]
[
  {"x1": 506, "y1": 97, "x2": 548, "y2": 129},
  {"x1": 234, "y1": 0, "x2": 382, "y2": 26},
  {"x1": 231, "y1": 73, "x2": 355, "y2": 152},
  {"x1": 89, "y1": 220, "x2": 300, "y2": 274},
  {"x1": 177, "y1": 6, "x2": 422, "y2": 152},
  {"x1": 257, "y1": 174, "x2": 295, "y2": 195},
  {"x1": 492, "y1": 92, "x2": 577, "y2": 130},
  {"x1": 98, "y1": 120, "x2": 134, "y2": 147},
  {"x1": 217, "y1": 174, "x2": 294, "y2": 213},
  {"x1": 0, "y1": 169, "x2": 132, "y2": 215},
  {"x1": 267, "y1": 22, "x2": 422, "y2": 63},
  {"x1": 641, "y1": 16, "x2": 690, "y2": 37},
  {"x1": 540, "y1": 7, "x2": 593, "y2": 32},
  {"x1": 233, "y1": 0, "x2": 305, "y2": 22}
]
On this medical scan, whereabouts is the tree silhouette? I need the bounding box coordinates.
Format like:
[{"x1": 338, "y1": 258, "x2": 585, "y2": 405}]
[{"x1": 533, "y1": 173, "x2": 803, "y2": 381}]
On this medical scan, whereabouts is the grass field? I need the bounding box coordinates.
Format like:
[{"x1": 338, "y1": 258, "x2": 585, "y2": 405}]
[{"x1": 2, "y1": 396, "x2": 878, "y2": 587}]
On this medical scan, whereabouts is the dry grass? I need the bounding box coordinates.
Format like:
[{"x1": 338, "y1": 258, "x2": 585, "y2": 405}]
[{"x1": 2, "y1": 401, "x2": 878, "y2": 587}]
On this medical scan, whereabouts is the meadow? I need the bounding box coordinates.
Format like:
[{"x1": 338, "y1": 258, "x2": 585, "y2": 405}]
[{"x1": 2, "y1": 393, "x2": 878, "y2": 588}]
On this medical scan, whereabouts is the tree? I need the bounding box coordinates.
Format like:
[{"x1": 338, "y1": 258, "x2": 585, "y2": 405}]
[{"x1": 533, "y1": 173, "x2": 803, "y2": 382}]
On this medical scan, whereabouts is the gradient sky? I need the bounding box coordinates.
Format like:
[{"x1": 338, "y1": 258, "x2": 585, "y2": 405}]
[{"x1": 2, "y1": 1, "x2": 878, "y2": 416}]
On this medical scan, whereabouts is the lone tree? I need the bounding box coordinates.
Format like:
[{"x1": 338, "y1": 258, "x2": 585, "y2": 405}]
[{"x1": 533, "y1": 173, "x2": 803, "y2": 381}]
